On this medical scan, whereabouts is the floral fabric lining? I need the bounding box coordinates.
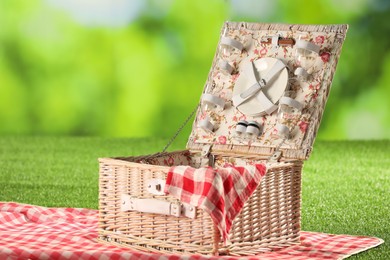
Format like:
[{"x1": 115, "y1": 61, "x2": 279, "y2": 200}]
[{"x1": 188, "y1": 23, "x2": 346, "y2": 157}]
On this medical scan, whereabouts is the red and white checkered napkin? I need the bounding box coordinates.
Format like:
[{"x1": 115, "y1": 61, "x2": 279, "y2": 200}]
[
  {"x1": 164, "y1": 164, "x2": 267, "y2": 244},
  {"x1": 0, "y1": 202, "x2": 384, "y2": 259}
]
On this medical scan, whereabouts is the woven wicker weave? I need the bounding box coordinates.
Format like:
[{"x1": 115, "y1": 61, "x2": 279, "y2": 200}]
[
  {"x1": 98, "y1": 22, "x2": 348, "y2": 256},
  {"x1": 99, "y1": 152, "x2": 302, "y2": 255}
]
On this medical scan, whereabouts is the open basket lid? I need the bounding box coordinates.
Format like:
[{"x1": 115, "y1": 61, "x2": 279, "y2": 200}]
[{"x1": 187, "y1": 22, "x2": 348, "y2": 160}]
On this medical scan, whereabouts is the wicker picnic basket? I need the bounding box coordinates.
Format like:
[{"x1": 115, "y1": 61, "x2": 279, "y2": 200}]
[{"x1": 98, "y1": 22, "x2": 348, "y2": 256}]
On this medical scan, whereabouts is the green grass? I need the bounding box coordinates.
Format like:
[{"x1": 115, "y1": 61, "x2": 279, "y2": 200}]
[{"x1": 0, "y1": 136, "x2": 388, "y2": 259}]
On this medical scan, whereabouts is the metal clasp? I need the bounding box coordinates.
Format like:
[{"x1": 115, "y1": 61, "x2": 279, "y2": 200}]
[
  {"x1": 201, "y1": 144, "x2": 212, "y2": 157},
  {"x1": 201, "y1": 144, "x2": 215, "y2": 167},
  {"x1": 170, "y1": 201, "x2": 181, "y2": 217},
  {"x1": 270, "y1": 151, "x2": 282, "y2": 162},
  {"x1": 147, "y1": 179, "x2": 166, "y2": 195}
]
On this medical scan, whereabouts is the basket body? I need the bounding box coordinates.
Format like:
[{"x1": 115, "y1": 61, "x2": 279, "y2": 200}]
[
  {"x1": 98, "y1": 22, "x2": 347, "y2": 256},
  {"x1": 98, "y1": 151, "x2": 302, "y2": 256}
]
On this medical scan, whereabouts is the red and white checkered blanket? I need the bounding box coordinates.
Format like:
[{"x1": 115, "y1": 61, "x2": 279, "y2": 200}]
[
  {"x1": 0, "y1": 202, "x2": 383, "y2": 260},
  {"x1": 164, "y1": 164, "x2": 267, "y2": 244}
]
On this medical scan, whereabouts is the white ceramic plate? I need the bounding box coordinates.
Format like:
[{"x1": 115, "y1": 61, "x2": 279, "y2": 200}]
[{"x1": 233, "y1": 57, "x2": 288, "y2": 116}]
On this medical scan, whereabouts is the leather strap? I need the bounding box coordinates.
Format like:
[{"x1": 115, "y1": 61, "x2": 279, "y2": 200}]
[
  {"x1": 220, "y1": 36, "x2": 244, "y2": 51},
  {"x1": 218, "y1": 60, "x2": 234, "y2": 74},
  {"x1": 121, "y1": 194, "x2": 196, "y2": 219},
  {"x1": 202, "y1": 93, "x2": 225, "y2": 109},
  {"x1": 198, "y1": 118, "x2": 214, "y2": 132},
  {"x1": 279, "y1": 96, "x2": 304, "y2": 111},
  {"x1": 295, "y1": 40, "x2": 320, "y2": 54}
]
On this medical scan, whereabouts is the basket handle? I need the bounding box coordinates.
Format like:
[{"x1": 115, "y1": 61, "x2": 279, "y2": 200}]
[{"x1": 121, "y1": 194, "x2": 196, "y2": 219}]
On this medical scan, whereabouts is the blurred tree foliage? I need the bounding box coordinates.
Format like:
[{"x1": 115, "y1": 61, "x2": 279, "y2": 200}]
[{"x1": 0, "y1": 0, "x2": 389, "y2": 140}]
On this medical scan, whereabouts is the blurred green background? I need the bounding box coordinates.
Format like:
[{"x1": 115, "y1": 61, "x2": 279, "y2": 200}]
[{"x1": 1, "y1": 0, "x2": 389, "y2": 140}]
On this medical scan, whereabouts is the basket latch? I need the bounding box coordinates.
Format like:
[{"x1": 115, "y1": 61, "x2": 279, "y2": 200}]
[
  {"x1": 270, "y1": 150, "x2": 282, "y2": 162},
  {"x1": 146, "y1": 179, "x2": 166, "y2": 196},
  {"x1": 269, "y1": 138, "x2": 286, "y2": 162},
  {"x1": 201, "y1": 144, "x2": 215, "y2": 167}
]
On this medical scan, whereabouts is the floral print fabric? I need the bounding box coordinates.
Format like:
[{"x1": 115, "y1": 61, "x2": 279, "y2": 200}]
[{"x1": 188, "y1": 23, "x2": 346, "y2": 158}]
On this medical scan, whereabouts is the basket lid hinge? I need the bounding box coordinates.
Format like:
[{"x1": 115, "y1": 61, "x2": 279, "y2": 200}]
[
  {"x1": 268, "y1": 138, "x2": 286, "y2": 162},
  {"x1": 201, "y1": 144, "x2": 215, "y2": 167}
]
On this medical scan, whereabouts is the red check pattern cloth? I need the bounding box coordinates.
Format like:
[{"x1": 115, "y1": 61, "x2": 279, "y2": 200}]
[
  {"x1": 164, "y1": 164, "x2": 267, "y2": 244},
  {"x1": 0, "y1": 202, "x2": 383, "y2": 260}
]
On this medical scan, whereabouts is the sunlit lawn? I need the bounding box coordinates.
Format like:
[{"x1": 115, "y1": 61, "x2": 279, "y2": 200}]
[{"x1": 0, "y1": 136, "x2": 388, "y2": 259}]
